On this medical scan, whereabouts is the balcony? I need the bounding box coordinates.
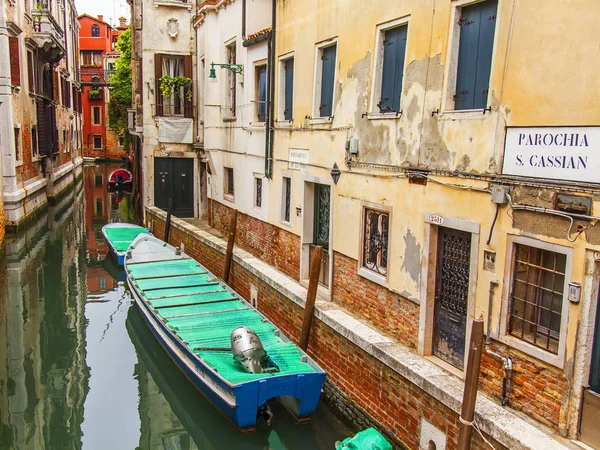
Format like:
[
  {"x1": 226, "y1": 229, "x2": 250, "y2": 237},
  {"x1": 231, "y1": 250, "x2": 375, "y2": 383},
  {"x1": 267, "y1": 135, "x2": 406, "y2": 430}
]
[
  {"x1": 32, "y1": 6, "x2": 66, "y2": 64},
  {"x1": 80, "y1": 67, "x2": 116, "y2": 86},
  {"x1": 88, "y1": 86, "x2": 103, "y2": 100}
]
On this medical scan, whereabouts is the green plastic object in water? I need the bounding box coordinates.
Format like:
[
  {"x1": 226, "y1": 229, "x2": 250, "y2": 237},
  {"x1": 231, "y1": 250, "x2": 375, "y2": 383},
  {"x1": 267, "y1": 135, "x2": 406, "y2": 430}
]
[{"x1": 336, "y1": 428, "x2": 392, "y2": 450}]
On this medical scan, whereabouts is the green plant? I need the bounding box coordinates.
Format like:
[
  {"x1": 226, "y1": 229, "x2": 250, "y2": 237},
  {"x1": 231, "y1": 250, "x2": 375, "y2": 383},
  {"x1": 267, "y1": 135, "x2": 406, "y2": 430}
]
[
  {"x1": 89, "y1": 86, "x2": 102, "y2": 96},
  {"x1": 159, "y1": 75, "x2": 192, "y2": 102},
  {"x1": 108, "y1": 29, "x2": 132, "y2": 151}
]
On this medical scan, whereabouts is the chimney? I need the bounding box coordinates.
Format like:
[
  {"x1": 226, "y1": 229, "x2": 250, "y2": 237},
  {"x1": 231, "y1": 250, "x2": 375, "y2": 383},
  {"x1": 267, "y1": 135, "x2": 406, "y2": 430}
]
[
  {"x1": 98, "y1": 15, "x2": 103, "y2": 22},
  {"x1": 119, "y1": 17, "x2": 127, "y2": 28}
]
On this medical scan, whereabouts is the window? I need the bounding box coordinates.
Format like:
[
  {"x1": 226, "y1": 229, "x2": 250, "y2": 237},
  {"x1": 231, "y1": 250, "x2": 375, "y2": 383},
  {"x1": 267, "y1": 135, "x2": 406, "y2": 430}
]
[
  {"x1": 361, "y1": 208, "x2": 389, "y2": 276},
  {"x1": 27, "y1": 50, "x2": 35, "y2": 93},
  {"x1": 224, "y1": 167, "x2": 234, "y2": 199},
  {"x1": 92, "y1": 106, "x2": 101, "y2": 125},
  {"x1": 91, "y1": 24, "x2": 100, "y2": 37},
  {"x1": 225, "y1": 43, "x2": 237, "y2": 118},
  {"x1": 154, "y1": 54, "x2": 192, "y2": 117},
  {"x1": 376, "y1": 24, "x2": 407, "y2": 113},
  {"x1": 118, "y1": 135, "x2": 124, "y2": 147},
  {"x1": 9, "y1": 36, "x2": 20, "y2": 87},
  {"x1": 508, "y1": 244, "x2": 566, "y2": 355},
  {"x1": 315, "y1": 43, "x2": 337, "y2": 118},
  {"x1": 280, "y1": 57, "x2": 294, "y2": 121},
  {"x1": 31, "y1": 126, "x2": 39, "y2": 158},
  {"x1": 63, "y1": 130, "x2": 67, "y2": 153},
  {"x1": 14, "y1": 127, "x2": 21, "y2": 161},
  {"x1": 453, "y1": 0, "x2": 498, "y2": 110},
  {"x1": 95, "y1": 197, "x2": 103, "y2": 214},
  {"x1": 281, "y1": 177, "x2": 291, "y2": 223},
  {"x1": 93, "y1": 135, "x2": 102, "y2": 149},
  {"x1": 255, "y1": 64, "x2": 267, "y2": 123},
  {"x1": 254, "y1": 176, "x2": 262, "y2": 208},
  {"x1": 81, "y1": 51, "x2": 102, "y2": 66},
  {"x1": 94, "y1": 173, "x2": 103, "y2": 187}
]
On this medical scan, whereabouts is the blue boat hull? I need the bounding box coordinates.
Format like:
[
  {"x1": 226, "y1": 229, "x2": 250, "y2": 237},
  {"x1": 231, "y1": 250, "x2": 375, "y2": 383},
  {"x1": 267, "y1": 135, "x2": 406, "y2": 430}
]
[{"x1": 128, "y1": 278, "x2": 325, "y2": 430}]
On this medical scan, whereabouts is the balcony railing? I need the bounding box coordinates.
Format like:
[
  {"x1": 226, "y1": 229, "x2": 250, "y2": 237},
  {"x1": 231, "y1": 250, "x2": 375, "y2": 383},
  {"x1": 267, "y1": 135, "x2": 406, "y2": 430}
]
[
  {"x1": 31, "y1": 7, "x2": 66, "y2": 63},
  {"x1": 79, "y1": 68, "x2": 116, "y2": 86},
  {"x1": 152, "y1": 103, "x2": 195, "y2": 118}
]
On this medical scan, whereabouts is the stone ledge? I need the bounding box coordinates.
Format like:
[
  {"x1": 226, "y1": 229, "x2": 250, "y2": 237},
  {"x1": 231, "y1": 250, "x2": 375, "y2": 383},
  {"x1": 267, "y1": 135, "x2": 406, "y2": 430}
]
[{"x1": 146, "y1": 206, "x2": 573, "y2": 450}]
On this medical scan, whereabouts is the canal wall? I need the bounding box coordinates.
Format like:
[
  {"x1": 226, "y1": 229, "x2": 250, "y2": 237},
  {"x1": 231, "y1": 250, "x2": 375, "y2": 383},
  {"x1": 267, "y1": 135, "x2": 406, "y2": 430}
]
[{"x1": 146, "y1": 206, "x2": 570, "y2": 450}]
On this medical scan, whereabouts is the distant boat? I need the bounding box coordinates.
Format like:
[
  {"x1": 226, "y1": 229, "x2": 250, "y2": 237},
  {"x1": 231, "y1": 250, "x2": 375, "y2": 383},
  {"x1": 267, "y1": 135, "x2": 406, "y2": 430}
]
[
  {"x1": 101, "y1": 223, "x2": 150, "y2": 266},
  {"x1": 108, "y1": 168, "x2": 133, "y2": 192},
  {"x1": 125, "y1": 234, "x2": 326, "y2": 431}
]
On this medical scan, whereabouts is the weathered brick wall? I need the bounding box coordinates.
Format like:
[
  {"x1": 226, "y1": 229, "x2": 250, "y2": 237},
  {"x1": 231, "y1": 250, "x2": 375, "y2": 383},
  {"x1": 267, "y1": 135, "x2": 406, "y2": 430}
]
[
  {"x1": 147, "y1": 210, "x2": 505, "y2": 450},
  {"x1": 333, "y1": 252, "x2": 420, "y2": 349},
  {"x1": 16, "y1": 124, "x2": 42, "y2": 183},
  {"x1": 480, "y1": 341, "x2": 566, "y2": 430},
  {"x1": 208, "y1": 199, "x2": 301, "y2": 281}
]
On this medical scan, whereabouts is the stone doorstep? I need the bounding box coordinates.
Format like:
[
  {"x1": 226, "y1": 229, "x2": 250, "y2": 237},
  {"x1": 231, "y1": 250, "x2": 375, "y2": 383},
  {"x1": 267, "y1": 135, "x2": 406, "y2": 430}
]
[{"x1": 150, "y1": 207, "x2": 574, "y2": 450}]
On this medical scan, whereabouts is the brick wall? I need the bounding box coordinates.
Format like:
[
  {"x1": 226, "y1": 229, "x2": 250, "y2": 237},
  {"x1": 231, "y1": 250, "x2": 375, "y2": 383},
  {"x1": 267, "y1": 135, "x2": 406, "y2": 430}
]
[
  {"x1": 480, "y1": 341, "x2": 566, "y2": 430},
  {"x1": 208, "y1": 199, "x2": 301, "y2": 281},
  {"x1": 148, "y1": 210, "x2": 506, "y2": 450},
  {"x1": 16, "y1": 124, "x2": 42, "y2": 183},
  {"x1": 333, "y1": 252, "x2": 420, "y2": 349}
]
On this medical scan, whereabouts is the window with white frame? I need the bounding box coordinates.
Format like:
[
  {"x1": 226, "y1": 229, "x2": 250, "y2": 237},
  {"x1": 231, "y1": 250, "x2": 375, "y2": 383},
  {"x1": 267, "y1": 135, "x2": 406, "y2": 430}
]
[
  {"x1": 225, "y1": 42, "x2": 237, "y2": 118},
  {"x1": 224, "y1": 167, "x2": 234, "y2": 199},
  {"x1": 313, "y1": 41, "x2": 337, "y2": 119},
  {"x1": 31, "y1": 125, "x2": 39, "y2": 158},
  {"x1": 508, "y1": 243, "x2": 567, "y2": 355},
  {"x1": 449, "y1": 0, "x2": 498, "y2": 110},
  {"x1": 372, "y1": 20, "x2": 408, "y2": 114},
  {"x1": 361, "y1": 206, "x2": 389, "y2": 278},
  {"x1": 254, "y1": 176, "x2": 262, "y2": 209},
  {"x1": 279, "y1": 56, "x2": 294, "y2": 121},
  {"x1": 93, "y1": 135, "x2": 102, "y2": 149},
  {"x1": 281, "y1": 176, "x2": 291, "y2": 223},
  {"x1": 255, "y1": 64, "x2": 267, "y2": 123},
  {"x1": 92, "y1": 106, "x2": 101, "y2": 125},
  {"x1": 14, "y1": 126, "x2": 21, "y2": 162}
]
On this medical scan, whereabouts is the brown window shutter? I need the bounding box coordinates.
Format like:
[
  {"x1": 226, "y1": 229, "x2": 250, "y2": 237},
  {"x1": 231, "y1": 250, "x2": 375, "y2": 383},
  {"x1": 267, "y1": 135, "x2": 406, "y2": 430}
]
[
  {"x1": 184, "y1": 55, "x2": 193, "y2": 118},
  {"x1": 154, "y1": 53, "x2": 163, "y2": 116},
  {"x1": 53, "y1": 70, "x2": 59, "y2": 103},
  {"x1": 27, "y1": 51, "x2": 34, "y2": 92},
  {"x1": 9, "y1": 37, "x2": 21, "y2": 87}
]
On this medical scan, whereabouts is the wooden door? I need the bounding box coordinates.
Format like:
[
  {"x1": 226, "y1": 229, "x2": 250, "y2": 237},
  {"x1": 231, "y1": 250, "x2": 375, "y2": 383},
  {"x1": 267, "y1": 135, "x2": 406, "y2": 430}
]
[{"x1": 154, "y1": 158, "x2": 194, "y2": 218}]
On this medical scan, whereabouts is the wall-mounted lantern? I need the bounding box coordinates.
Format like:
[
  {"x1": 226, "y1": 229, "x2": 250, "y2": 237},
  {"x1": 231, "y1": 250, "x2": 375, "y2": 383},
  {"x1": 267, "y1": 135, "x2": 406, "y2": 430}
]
[
  {"x1": 208, "y1": 62, "x2": 244, "y2": 83},
  {"x1": 330, "y1": 162, "x2": 341, "y2": 185}
]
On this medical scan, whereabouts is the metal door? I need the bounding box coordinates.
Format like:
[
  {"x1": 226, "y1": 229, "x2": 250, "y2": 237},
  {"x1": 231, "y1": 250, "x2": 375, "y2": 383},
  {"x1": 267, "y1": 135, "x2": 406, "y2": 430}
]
[
  {"x1": 433, "y1": 227, "x2": 471, "y2": 370},
  {"x1": 154, "y1": 158, "x2": 194, "y2": 218},
  {"x1": 580, "y1": 287, "x2": 600, "y2": 448},
  {"x1": 312, "y1": 184, "x2": 330, "y2": 287}
]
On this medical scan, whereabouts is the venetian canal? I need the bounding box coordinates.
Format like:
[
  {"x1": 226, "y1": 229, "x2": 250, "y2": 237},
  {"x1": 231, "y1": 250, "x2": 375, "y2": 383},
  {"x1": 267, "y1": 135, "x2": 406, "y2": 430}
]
[{"x1": 0, "y1": 165, "x2": 354, "y2": 450}]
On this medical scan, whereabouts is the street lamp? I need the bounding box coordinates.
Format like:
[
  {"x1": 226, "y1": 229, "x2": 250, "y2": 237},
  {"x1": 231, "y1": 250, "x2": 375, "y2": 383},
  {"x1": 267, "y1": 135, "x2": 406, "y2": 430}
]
[
  {"x1": 330, "y1": 162, "x2": 341, "y2": 185},
  {"x1": 208, "y1": 62, "x2": 244, "y2": 83}
]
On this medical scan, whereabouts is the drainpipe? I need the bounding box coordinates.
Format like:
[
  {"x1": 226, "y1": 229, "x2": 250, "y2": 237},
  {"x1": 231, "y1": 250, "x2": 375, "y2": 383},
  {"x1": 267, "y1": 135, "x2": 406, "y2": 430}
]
[
  {"x1": 0, "y1": 1, "x2": 15, "y2": 194},
  {"x1": 486, "y1": 280, "x2": 513, "y2": 406},
  {"x1": 267, "y1": 0, "x2": 276, "y2": 179},
  {"x1": 242, "y1": 0, "x2": 246, "y2": 40}
]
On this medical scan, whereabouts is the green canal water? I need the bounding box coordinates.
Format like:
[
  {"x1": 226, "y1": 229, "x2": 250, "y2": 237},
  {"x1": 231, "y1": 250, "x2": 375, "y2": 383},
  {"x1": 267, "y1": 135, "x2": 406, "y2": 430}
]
[{"x1": 0, "y1": 165, "x2": 354, "y2": 450}]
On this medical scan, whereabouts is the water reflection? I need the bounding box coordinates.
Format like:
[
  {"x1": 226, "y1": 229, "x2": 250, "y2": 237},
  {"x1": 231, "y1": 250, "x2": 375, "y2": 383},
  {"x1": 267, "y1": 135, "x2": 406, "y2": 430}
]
[{"x1": 0, "y1": 164, "x2": 354, "y2": 450}]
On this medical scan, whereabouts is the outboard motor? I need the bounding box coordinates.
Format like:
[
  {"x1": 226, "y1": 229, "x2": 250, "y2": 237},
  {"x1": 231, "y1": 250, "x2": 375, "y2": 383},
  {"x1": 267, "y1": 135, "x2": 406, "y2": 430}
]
[{"x1": 231, "y1": 326, "x2": 267, "y2": 374}]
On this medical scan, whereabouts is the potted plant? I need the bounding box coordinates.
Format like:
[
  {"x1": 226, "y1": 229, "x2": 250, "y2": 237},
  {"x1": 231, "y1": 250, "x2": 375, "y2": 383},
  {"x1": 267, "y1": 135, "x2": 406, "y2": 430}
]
[{"x1": 159, "y1": 75, "x2": 192, "y2": 102}]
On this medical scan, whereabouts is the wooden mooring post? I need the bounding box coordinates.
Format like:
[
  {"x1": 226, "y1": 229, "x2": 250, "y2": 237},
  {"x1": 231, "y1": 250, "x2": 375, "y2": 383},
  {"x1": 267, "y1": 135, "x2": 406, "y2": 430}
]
[
  {"x1": 223, "y1": 210, "x2": 238, "y2": 285},
  {"x1": 164, "y1": 198, "x2": 173, "y2": 243},
  {"x1": 299, "y1": 246, "x2": 322, "y2": 352},
  {"x1": 457, "y1": 316, "x2": 485, "y2": 450}
]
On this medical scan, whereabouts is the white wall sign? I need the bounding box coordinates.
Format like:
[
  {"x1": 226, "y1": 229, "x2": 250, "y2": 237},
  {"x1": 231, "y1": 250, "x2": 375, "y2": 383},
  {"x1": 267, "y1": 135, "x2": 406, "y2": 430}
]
[
  {"x1": 502, "y1": 127, "x2": 600, "y2": 184},
  {"x1": 289, "y1": 149, "x2": 309, "y2": 171},
  {"x1": 158, "y1": 117, "x2": 193, "y2": 144}
]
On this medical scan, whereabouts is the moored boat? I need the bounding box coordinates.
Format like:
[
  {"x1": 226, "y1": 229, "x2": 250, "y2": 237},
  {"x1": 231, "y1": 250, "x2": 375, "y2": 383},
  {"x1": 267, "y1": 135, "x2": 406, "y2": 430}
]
[
  {"x1": 124, "y1": 234, "x2": 326, "y2": 430},
  {"x1": 108, "y1": 168, "x2": 133, "y2": 191},
  {"x1": 102, "y1": 223, "x2": 149, "y2": 266}
]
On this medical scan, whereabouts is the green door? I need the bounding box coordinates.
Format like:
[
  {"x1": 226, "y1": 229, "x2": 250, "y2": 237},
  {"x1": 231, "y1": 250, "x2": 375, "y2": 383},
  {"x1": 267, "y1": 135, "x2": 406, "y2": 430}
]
[
  {"x1": 154, "y1": 158, "x2": 194, "y2": 218},
  {"x1": 313, "y1": 184, "x2": 330, "y2": 249}
]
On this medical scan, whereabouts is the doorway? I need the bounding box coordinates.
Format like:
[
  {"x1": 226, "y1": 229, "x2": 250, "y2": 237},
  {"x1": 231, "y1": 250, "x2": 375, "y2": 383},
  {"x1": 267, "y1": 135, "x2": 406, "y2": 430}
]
[
  {"x1": 154, "y1": 157, "x2": 194, "y2": 218},
  {"x1": 580, "y1": 285, "x2": 600, "y2": 448},
  {"x1": 432, "y1": 227, "x2": 471, "y2": 370}
]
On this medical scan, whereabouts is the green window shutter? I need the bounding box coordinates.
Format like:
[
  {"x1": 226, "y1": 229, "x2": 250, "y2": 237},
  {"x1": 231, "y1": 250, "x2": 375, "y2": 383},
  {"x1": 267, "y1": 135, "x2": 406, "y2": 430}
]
[
  {"x1": 380, "y1": 25, "x2": 407, "y2": 112},
  {"x1": 284, "y1": 58, "x2": 294, "y2": 121},
  {"x1": 319, "y1": 45, "x2": 336, "y2": 117},
  {"x1": 455, "y1": 0, "x2": 498, "y2": 110},
  {"x1": 257, "y1": 66, "x2": 267, "y2": 122}
]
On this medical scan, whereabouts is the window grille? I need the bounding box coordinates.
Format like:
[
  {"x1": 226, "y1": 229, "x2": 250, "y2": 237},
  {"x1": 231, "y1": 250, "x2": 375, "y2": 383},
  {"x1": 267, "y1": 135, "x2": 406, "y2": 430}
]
[
  {"x1": 362, "y1": 208, "x2": 389, "y2": 276},
  {"x1": 225, "y1": 167, "x2": 234, "y2": 197},
  {"x1": 255, "y1": 177, "x2": 262, "y2": 208},
  {"x1": 282, "y1": 177, "x2": 291, "y2": 222},
  {"x1": 508, "y1": 244, "x2": 566, "y2": 354}
]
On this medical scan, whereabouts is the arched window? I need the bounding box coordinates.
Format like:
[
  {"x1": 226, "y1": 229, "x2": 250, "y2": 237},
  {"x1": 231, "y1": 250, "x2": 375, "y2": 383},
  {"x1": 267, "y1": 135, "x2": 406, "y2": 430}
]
[{"x1": 91, "y1": 24, "x2": 100, "y2": 37}]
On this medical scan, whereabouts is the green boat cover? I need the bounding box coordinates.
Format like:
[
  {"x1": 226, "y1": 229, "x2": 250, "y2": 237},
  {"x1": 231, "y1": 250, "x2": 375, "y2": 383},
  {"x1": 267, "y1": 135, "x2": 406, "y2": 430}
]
[
  {"x1": 105, "y1": 226, "x2": 149, "y2": 252},
  {"x1": 128, "y1": 258, "x2": 317, "y2": 385},
  {"x1": 336, "y1": 428, "x2": 392, "y2": 450}
]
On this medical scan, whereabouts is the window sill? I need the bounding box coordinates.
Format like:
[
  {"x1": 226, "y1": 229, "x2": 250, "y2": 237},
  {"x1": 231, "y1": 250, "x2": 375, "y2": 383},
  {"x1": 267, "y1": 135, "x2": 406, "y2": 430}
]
[
  {"x1": 222, "y1": 116, "x2": 237, "y2": 123},
  {"x1": 15, "y1": 160, "x2": 23, "y2": 168},
  {"x1": 496, "y1": 333, "x2": 563, "y2": 369},
  {"x1": 153, "y1": 1, "x2": 192, "y2": 9},
  {"x1": 309, "y1": 117, "x2": 333, "y2": 125},
  {"x1": 365, "y1": 112, "x2": 402, "y2": 120},
  {"x1": 248, "y1": 121, "x2": 266, "y2": 128},
  {"x1": 276, "y1": 120, "x2": 293, "y2": 128},
  {"x1": 223, "y1": 194, "x2": 235, "y2": 203},
  {"x1": 358, "y1": 267, "x2": 388, "y2": 288},
  {"x1": 279, "y1": 219, "x2": 292, "y2": 228},
  {"x1": 439, "y1": 109, "x2": 493, "y2": 121}
]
